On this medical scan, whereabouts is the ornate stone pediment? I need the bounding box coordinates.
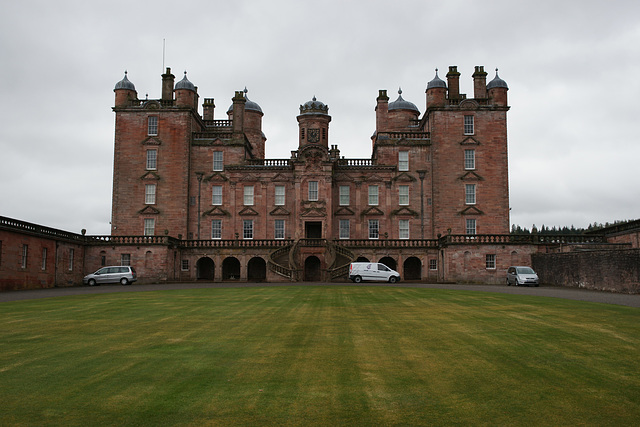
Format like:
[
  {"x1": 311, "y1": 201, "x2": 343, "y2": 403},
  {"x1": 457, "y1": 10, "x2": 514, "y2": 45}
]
[
  {"x1": 271, "y1": 173, "x2": 290, "y2": 182},
  {"x1": 459, "y1": 206, "x2": 484, "y2": 215},
  {"x1": 269, "y1": 206, "x2": 290, "y2": 216},
  {"x1": 142, "y1": 136, "x2": 162, "y2": 146},
  {"x1": 459, "y1": 171, "x2": 484, "y2": 181},
  {"x1": 459, "y1": 136, "x2": 480, "y2": 146},
  {"x1": 239, "y1": 207, "x2": 259, "y2": 216},
  {"x1": 300, "y1": 200, "x2": 326, "y2": 217},
  {"x1": 206, "y1": 172, "x2": 228, "y2": 182},
  {"x1": 360, "y1": 206, "x2": 384, "y2": 217},
  {"x1": 140, "y1": 171, "x2": 160, "y2": 180},
  {"x1": 392, "y1": 172, "x2": 417, "y2": 183},
  {"x1": 138, "y1": 206, "x2": 160, "y2": 215},
  {"x1": 334, "y1": 207, "x2": 355, "y2": 216},
  {"x1": 391, "y1": 207, "x2": 419, "y2": 217},
  {"x1": 203, "y1": 206, "x2": 230, "y2": 217},
  {"x1": 239, "y1": 173, "x2": 260, "y2": 182}
]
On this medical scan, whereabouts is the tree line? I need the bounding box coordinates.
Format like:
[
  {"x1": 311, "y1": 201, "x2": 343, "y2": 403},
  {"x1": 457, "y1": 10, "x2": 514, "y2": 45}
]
[{"x1": 510, "y1": 219, "x2": 636, "y2": 235}]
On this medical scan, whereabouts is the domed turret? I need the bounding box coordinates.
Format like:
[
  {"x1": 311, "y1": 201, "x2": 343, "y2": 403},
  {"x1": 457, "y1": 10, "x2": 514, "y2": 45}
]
[
  {"x1": 299, "y1": 96, "x2": 329, "y2": 115},
  {"x1": 114, "y1": 71, "x2": 137, "y2": 107},
  {"x1": 174, "y1": 71, "x2": 196, "y2": 91},
  {"x1": 388, "y1": 88, "x2": 420, "y2": 114},
  {"x1": 227, "y1": 88, "x2": 263, "y2": 115},
  {"x1": 174, "y1": 71, "x2": 198, "y2": 109},
  {"x1": 426, "y1": 69, "x2": 447, "y2": 90},
  {"x1": 487, "y1": 69, "x2": 509, "y2": 89}
]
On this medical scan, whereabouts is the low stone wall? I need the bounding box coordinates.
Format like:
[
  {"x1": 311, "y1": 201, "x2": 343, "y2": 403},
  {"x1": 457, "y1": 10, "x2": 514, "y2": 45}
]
[{"x1": 532, "y1": 249, "x2": 640, "y2": 294}]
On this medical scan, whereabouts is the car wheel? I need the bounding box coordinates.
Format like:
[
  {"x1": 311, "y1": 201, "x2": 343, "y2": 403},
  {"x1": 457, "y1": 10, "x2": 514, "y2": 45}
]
[
  {"x1": 506, "y1": 279, "x2": 511, "y2": 286},
  {"x1": 389, "y1": 276, "x2": 397, "y2": 284},
  {"x1": 120, "y1": 278, "x2": 129, "y2": 286},
  {"x1": 354, "y1": 276, "x2": 362, "y2": 283},
  {"x1": 88, "y1": 279, "x2": 97, "y2": 286}
]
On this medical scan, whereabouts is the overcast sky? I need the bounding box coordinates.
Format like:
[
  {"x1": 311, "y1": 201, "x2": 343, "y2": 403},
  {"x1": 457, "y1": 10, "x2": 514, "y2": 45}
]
[{"x1": 1, "y1": 0, "x2": 639, "y2": 235}]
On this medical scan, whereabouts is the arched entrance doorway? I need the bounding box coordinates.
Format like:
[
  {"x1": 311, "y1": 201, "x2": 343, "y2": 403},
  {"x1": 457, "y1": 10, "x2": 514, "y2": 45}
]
[
  {"x1": 403, "y1": 257, "x2": 421, "y2": 280},
  {"x1": 222, "y1": 257, "x2": 240, "y2": 280},
  {"x1": 196, "y1": 257, "x2": 215, "y2": 280},
  {"x1": 304, "y1": 256, "x2": 322, "y2": 281},
  {"x1": 356, "y1": 256, "x2": 369, "y2": 262},
  {"x1": 379, "y1": 256, "x2": 397, "y2": 271},
  {"x1": 247, "y1": 257, "x2": 267, "y2": 282}
]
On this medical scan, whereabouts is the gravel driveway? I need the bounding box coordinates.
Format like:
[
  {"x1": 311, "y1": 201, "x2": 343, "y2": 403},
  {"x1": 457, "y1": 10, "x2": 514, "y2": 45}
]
[{"x1": 1, "y1": 282, "x2": 639, "y2": 308}]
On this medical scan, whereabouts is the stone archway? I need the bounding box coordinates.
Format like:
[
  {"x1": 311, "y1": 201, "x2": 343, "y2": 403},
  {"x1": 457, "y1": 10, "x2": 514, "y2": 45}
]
[
  {"x1": 222, "y1": 257, "x2": 240, "y2": 280},
  {"x1": 403, "y1": 256, "x2": 422, "y2": 280},
  {"x1": 304, "y1": 256, "x2": 322, "y2": 281},
  {"x1": 196, "y1": 257, "x2": 215, "y2": 280},
  {"x1": 247, "y1": 257, "x2": 267, "y2": 282},
  {"x1": 379, "y1": 256, "x2": 397, "y2": 271},
  {"x1": 356, "y1": 256, "x2": 369, "y2": 262}
]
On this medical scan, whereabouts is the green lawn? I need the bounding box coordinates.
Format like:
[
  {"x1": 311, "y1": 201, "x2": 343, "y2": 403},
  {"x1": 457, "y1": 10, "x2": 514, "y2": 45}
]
[{"x1": 1, "y1": 286, "x2": 639, "y2": 426}]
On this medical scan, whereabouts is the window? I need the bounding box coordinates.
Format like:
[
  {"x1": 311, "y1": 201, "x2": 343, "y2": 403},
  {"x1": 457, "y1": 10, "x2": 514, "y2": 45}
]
[
  {"x1": 464, "y1": 115, "x2": 474, "y2": 135},
  {"x1": 145, "y1": 184, "x2": 156, "y2": 204},
  {"x1": 121, "y1": 254, "x2": 131, "y2": 266},
  {"x1": 399, "y1": 219, "x2": 409, "y2": 239},
  {"x1": 339, "y1": 186, "x2": 350, "y2": 206},
  {"x1": 466, "y1": 219, "x2": 477, "y2": 235},
  {"x1": 275, "y1": 185, "x2": 285, "y2": 206},
  {"x1": 368, "y1": 219, "x2": 379, "y2": 239},
  {"x1": 244, "y1": 186, "x2": 254, "y2": 205},
  {"x1": 464, "y1": 149, "x2": 475, "y2": 170},
  {"x1": 69, "y1": 249, "x2": 74, "y2": 271},
  {"x1": 339, "y1": 219, "x2": 350, "y2": 239},
  {"x1": 148, "y1": 116, "x2": 158, "y2": 136},
  {"x1": 465, "y1": 184, "x2": 476, "y2": 205},
  {"x1": 101, "y1": 254, "x2": 106, "y2": 266},
  {"x1": 398, "y1": 151, "x2": 409, "y2": 171},
  {"x1": 212, "y1": 185, "x2": 222, "y2": 205},
  {"x1": 21, "y1": 245, "x2": 28, "y2": 269},
  {"x1": 486, "y1": 254, "x2": 496, "y2": 270},
  {"x1": 274, "y1": 219, "x2": 285, "y2": 239},
  {"x1": 399, "y1": 185, "x2": 409, "y2": 206},
  {"x1": 368, "y1": 185, "x2": 379, "y2": 206},
  {"x1": 146, "y1": 149, "x2": 157, "y2": 170},
  {"x1": 213, "y1": 151, "x2": 223, "y2": 171},
  {"x1": 211, "y1": 220, "x2": 221, "y2": 239},
  {"x1": 42, "y1": 247, "x2": 47, "y2": 270},
  {"x1": 429, "y1": 259, "x2": 438, "y2": 270},
  {"x1": 181, "y1": 259, "x2": 189, "y2": 271},
  {"x1": 308, "y1": 181, "x2": 318, "y2": 201},
  {"x1": 144, "y1": 218, "x2": 155, "y2": 236},
  {"x1": 243, "y1": 220, "x2": 254, "y2": 239}
]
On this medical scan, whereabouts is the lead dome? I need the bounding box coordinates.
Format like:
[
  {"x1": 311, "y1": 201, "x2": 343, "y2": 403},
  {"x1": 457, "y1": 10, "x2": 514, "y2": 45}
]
[
  {"x1": 174, "y1": 71, "x2": 196, "y2": 91},
  {"x1": 299, "y1": 96, "x2": 329, "y2": 115},
  {"x1": 114, "y1": 71, "x2": 135, "y2": 91},
  {"x1": 487, "y1": 69, "x2": 509, "y2": 90},
  {"x1": 426, "y1": 69, "x2": 447, "y2": 89},
  {"x1": 388, "y1": 88, "x2": 420, "y2": 113}
]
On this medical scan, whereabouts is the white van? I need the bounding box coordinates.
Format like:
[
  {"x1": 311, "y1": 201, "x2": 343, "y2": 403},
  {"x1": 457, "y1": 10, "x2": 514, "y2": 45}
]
[{"x1": 349, "y1": 262, "x2": 400, "y2": 283}]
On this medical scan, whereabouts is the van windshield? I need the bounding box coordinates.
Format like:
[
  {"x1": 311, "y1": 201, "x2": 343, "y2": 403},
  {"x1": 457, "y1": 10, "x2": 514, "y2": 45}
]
[{"x1": 516, "y1": 267, "x2": 535, "y2": 274}]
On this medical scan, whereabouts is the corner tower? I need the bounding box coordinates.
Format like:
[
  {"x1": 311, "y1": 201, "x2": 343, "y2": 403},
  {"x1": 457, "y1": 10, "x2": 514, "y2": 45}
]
[{"x1": 297, "y1": 96, "x2": 331, "y2": 150}]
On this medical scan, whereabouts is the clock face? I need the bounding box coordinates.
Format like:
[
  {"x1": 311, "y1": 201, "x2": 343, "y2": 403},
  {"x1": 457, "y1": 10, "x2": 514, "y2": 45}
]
[{"x1": 308, "y1": 128, "x2": 320, "y2": 143}]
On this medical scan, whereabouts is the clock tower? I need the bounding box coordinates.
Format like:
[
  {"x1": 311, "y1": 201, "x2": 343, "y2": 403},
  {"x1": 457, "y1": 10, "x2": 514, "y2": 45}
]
[{"x1": 297, "y1": 96, "x2": 331, "y2": 150}]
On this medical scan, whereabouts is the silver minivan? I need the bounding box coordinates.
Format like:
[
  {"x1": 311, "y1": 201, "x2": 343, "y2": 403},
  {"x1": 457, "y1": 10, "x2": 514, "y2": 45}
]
[
  {"x1": 349, "y1": 262, "x2": 401, "y2": 283},
  {"x1": 83, "y1": 266, "x2": 137, "y2": 286},
  {"x1": 506, "y1": 266, "x2": 539, "y2": 287}
]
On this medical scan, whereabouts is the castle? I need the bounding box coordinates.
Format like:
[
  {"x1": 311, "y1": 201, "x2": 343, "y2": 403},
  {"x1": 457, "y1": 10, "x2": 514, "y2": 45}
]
[{"x1": 109, "y1": 65, "x2": 510, "y2": 281}]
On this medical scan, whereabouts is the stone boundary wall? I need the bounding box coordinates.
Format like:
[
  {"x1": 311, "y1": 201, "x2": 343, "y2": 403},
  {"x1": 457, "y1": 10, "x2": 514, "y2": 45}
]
[{"x1": 532, "y1": 249, "x2": 640, "y2": 294}]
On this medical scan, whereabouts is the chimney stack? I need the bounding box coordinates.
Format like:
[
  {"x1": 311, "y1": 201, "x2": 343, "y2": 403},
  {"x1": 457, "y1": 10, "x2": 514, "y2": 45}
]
[{"x1": 446, "y1": 66, "x2": 461, "y2": 99}]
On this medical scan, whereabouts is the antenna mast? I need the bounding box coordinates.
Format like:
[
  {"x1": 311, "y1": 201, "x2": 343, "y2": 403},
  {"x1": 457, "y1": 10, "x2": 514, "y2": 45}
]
[{"x1": 162, "y1": 39, "x2": 166, "y2": 71}]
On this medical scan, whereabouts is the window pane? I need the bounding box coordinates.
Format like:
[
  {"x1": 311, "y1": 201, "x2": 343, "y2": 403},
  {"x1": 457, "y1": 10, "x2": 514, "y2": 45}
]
[
  {"x1": 275, "y1": 185, "x2": 285, "y2": 205},
  {"x1": 486, "y1": 254, "x2": 496, "y2": 269},
  {"x1": 398, "y1": 151, "x2": 409, "y2": 171},
  {"x1": 144, "y1": 219, "x2": 155, "y2": 236},
  {"x1": 212, "y1": 186, "x2": 222, "y2": 205},
  {"x1": 339, "y1": 186, "x2": 350, "y2": 206},
  {"x1": 275, "y1": 219, "x2": 285, "y2": 239},
  {"x1": 464, "y1": 149, "x2": 475, "y2": 170},
  {"x1": 146, "y1": 149, "x2": 157, "y2": 170},
  {"x1": 339, "y1": 219, "x2": 350, "y2": 239},
  {"x1": 243, "y1": 220, "x2": 253, "y2": 239},
  {"x1": 308, "y1": 181, "x2": 318, "y2": 201},
  {"x1": 211, "y1": 220, "x2": 221, "y2": 239},
  {"x1": 466, "y1": 219, "x2": 476, "y2": 235},
  {"x1": 464, "y1": 115, "x2": 474, "y2": 135},
  {"x1": 145, "y1": 184, "x2": 156, "y2": 204},
  {"x1": 368, "y1": 185, "x2": 379, "y2": 206},
  {"x1": 399, "y1": 219, "x2": 409, "y2": 239},
  {"x1": 465, "y1": 184, "x2": 476, "y2": 205},
  {"x1": 368, "y1": 219, "x2": 379, "y2": 239},
  {"x1": 244, "y1": 186, "x2": 254, "y2": 205},
  {"x1": 213, "y1": 151, "x2": 223, "y2": 171},
  {"x1": 399, "y1": 185, "x2": 409, "y2": 206},
  {"x1": 148, "y1": 116, "x2": 158, "y2": 136}
]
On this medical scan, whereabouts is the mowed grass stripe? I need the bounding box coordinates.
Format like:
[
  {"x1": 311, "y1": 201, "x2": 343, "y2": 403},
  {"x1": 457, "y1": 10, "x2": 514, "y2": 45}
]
[{"x1": 1, "y1": 286, "x2": 639, "y2": 426}]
